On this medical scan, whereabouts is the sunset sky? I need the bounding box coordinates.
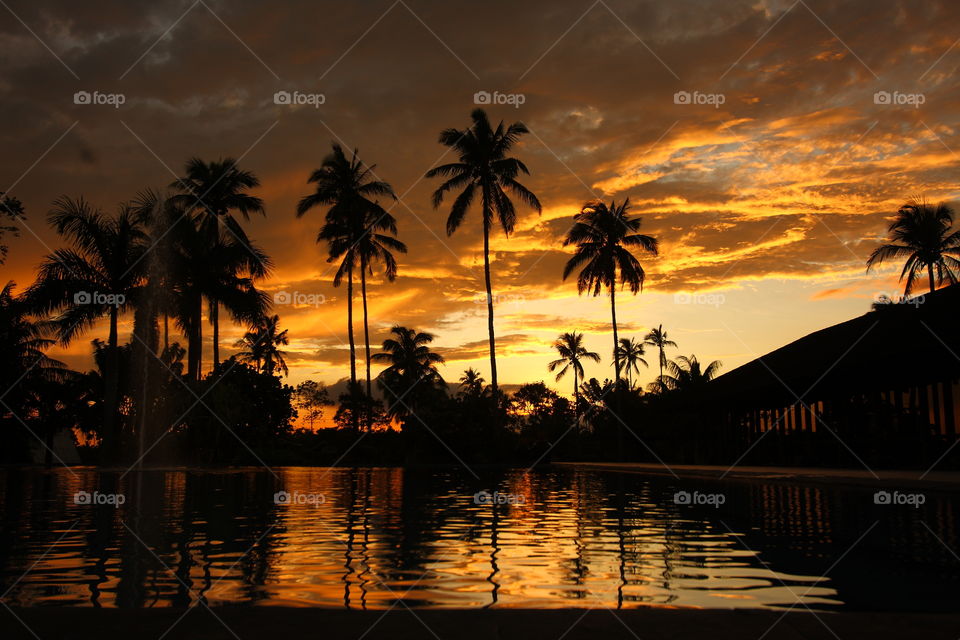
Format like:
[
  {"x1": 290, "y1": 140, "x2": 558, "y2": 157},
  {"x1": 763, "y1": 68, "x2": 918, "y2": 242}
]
[{"x1": 2, "y1": 0, "x2": 959, "y2": 397}]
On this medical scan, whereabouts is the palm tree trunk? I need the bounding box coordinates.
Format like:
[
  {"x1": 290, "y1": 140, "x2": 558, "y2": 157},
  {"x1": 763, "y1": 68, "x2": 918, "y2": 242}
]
[
  {"x1": 188, "y1": 293, "x2": 203, "y2": 382},
  {"x1": 483, "y1": 217, "x2": 498, "y2": 420},
  {"x1": 361, "y1": 254, "x2": 372, "y2": 432},
  {"x1": 347, "y1": 265, "x2": 358, "y2": 432},
  {"x1": 928, "y1": 263, "x2": 936, "y2": 294},
  {"x1": 610, "y1": 283, "x2": 622, "y2": 459},
  {"x1": 211, "y1": 300, "x2": 219, "y2": 369},
  {"x1": 658, "y1": 346, "x2": 665, "y2": 393},
  {"x1": 610, "y1": 285, "x2": 620, "y2": 381},
  {"x1": 103, "y1": 307, "x2": 120, "y2": 463},
  {"x1": 573, "y1": 370, "x2": 579, "y2": 425}
]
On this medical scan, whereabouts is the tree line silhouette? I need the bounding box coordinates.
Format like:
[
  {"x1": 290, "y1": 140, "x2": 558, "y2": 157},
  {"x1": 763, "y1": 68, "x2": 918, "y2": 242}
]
[{"x1": 0, "y1": 110, "x2": 957, "y2": 467}]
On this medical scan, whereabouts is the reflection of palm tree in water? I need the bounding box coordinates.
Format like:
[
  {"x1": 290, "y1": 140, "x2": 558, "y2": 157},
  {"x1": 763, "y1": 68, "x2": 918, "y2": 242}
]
[
  {"x1": 484, "y1": 498, "x2": 501, "y2": 608},
  {"x1": 343, "y1": 468, "x2": 357, "y2": 609},
  {"x1": 357, "y1": 469, "x2": 372, "y2": 610}
]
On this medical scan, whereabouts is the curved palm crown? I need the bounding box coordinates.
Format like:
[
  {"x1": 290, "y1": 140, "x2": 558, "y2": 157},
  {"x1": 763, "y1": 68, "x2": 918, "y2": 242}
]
[
  {"x1": 458, "y1": 367, "x2": 485, "y2": 397},
  {"x1": 549, "y1": 331, "x2": 601, "y2": 415},
  {"x1": 0, "y1": 282, "x2": 66, "y2": 407},
  {"x1": 614, "y1": 337, "x2": 648, "y2": 387},
  {"x1": 643, "y1": 323, "x2": 676, "y2": 391},
  {"x1": 297, "y1": 144, "x2": 399, "y2": 420},
  {"x1": 372, "y1": 325, "x2": 445, "y2": 417},
  {"x1": 426, "y1": 108, "x2": 542, "y2": 404},
  {"x1": 235, "y1": 314, "x2": 289, "y2": 377},
  {"x1": 169, "y1": 157, "x2": 265, "y2": 243},
  {"x1": 563, "y1": 199, "x2": 658, "y2": 380},
  {"x1": 29, "y1": 196, "x2": 147, "y2": 344},
  {"x1": 655, "y1": 355, "x2": 722, "y2": 393},
  {"x1": 866, "y1": 199, "x2": 960, "y2": 295}
]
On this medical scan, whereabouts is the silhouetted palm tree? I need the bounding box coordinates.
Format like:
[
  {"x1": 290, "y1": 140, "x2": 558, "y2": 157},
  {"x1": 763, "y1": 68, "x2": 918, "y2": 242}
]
[
  {"x1": 297, "y1": 144, "x2": 396, "y2": 410},
  {"x1": 28, "y1": 197, "x2": 146, "y2": 460},
  {"x1": 562, "y1": 199, "x2": 658, "y2": 381},
  {"x1": 169, "y1": 157, "x2": 265, "y2": 243},
  {"x1": 0, "y1": 282, "x2": 66, "y2": 419},
  {"x1": 654, "y1": 355, "x2": 721, "y2": 393},
  {"x1": 235, "y1": 314, "x2": 289, "y2": 377},
  {"x1": 372, "y1": 325, "x2": 445, "y2": 422},
  {"x1": 426, "y1": 108, "x2": 541, "y2": 406},
  {"x1": 643, "y1": 324, "x2": 676, "y2": 392},
  {"x1": 169, "y1": 159, "x2": 268, "y2": 369},
  {"x1": 458, "y1": 367, "x2": 485, "y2": 399},
  {"x1": 614, "y1": 337, "x2": 648, "y2": 389},
  {"x1": 548, "y1": 331, "x2": 600, "y2": 418},
  {"x1": 166, "y1": 209, "x2": 270, "y2": 380},
  {"x1": 866, "y1": 199, "x2": 960, "y2": 294}
]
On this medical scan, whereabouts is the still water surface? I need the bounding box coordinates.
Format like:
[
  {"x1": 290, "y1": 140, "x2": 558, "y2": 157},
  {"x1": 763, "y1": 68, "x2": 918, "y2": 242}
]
[{"x1": 0, "y1": 467, "x2": 957, "y2": 611}]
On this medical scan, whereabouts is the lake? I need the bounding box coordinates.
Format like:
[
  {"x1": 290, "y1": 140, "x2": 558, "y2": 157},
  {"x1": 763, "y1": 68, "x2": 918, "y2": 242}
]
[{"x1": 0, "y1": 466, "x2": 956, "y2": 611}]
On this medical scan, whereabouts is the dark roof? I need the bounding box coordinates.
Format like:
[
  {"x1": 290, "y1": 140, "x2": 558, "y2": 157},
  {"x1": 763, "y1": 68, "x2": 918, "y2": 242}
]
[{"x1": 708, "y1": 284, "x2": 960, "y2": 409}]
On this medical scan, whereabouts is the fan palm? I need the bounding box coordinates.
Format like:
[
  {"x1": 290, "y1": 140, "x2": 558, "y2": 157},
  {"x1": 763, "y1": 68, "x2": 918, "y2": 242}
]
[
  {"x1": 426, "y1": 108, "x2": 541, "y2": 405},
  {"x1": 614, "y1": 337, "x2": 648, "y2": 389},
  {"x1": 372, "y1": 325, "x2": 445, "y2": 422},
  {"x1": 548, "y1": 331, "x2": 600, "y2": 417},
  {"x1": 235, "y1": 314, "x2": 289, "y2": 377},
  {"x1": 643, "y1": 324, "x2": 676, "y2": 392},
  {"x1": 296, "y1": 144, "x2": 396, "y2": 409},
  {"x1": 27, "y1": 197, "x2": 147, "y2": 460},
  {"x1": 866, "y1": 199, "x2": 960, "y2": 294},
  {"x1": 562, "y1": 199, "x2": 658, "y2": 381}
]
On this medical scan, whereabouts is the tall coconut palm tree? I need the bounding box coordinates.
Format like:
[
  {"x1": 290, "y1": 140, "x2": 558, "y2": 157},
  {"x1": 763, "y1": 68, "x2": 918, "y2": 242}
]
[
  {"x1": 169, "y1": 159, "x2": 267, "y2": 368},
  {"x1": 235, "y1": 314, "x2": 289, "y2": 376},
  {"x1": 614, "y1": 337, "x2": 648, "y2": 389},
  {"x1": 866, "y1": 199, "x2": 960, "y2": 295},
  {"x1": 643, "y1": 324, "x2": 676, "y2": 392},
  {"x1": 27, "y1": 197, "x2": 147, "y2": 461},
  {"x1": 562, "y1": 199, "x2": 658, "y2": 382},
  {"x1": 654, "y1": 355, "x2": 722, "y2": 393},
  {"x1": 548, "y1": 331, "x2": 600, "y2": 420},
  {"x1": 426, "y1": 108, "x2": 541, "y2": 406},
  {"x1": 297, "y1": 144, "x2": 396, "y2": 411},
  {"x1": 372, "y1": 325, "x2": 445, "y2": 423},
  {"x1": 354, "y1": 210, "x2": 406, "y2": 417},
  {"x1": 166, "y1": 209, "x2": 270, "y2": 380}
]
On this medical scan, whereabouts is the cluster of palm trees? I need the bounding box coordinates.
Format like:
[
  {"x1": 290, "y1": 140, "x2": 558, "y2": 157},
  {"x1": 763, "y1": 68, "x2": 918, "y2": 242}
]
[
  {"x1": 12, "y1": 107, "x2": 952, "y2": 462},
  {"x1": 17, "y1": 159, "x2": 287, "y2": 458}
]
